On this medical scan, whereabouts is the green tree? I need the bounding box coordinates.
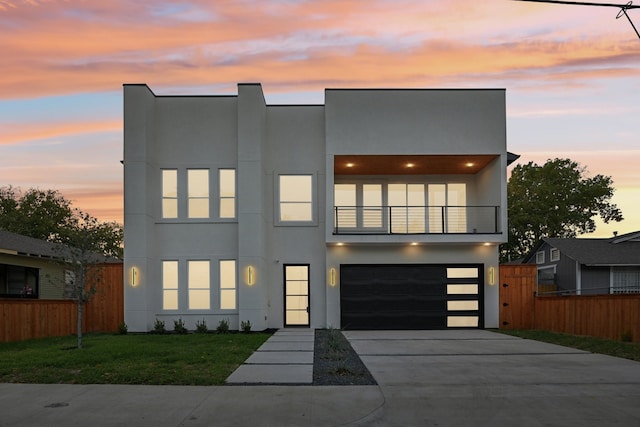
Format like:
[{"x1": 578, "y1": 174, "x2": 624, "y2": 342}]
[
  {"x1": 501, "y1": 158, "x2": 623, "y2": 262},
  {"x1": 0, "y1": 186, "x2": 122, "y2": 259}
]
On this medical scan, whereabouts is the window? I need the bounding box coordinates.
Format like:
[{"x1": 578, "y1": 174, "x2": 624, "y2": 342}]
[
  {"x1": 219, "y1": 169, "x2": 236, "y2": 219},
  {"x1": 219, "y1": 260, "x2": 237, "y2": 309},
  {"x1": 0, "y1": 264, "x2": 38, "y2": 298},
  {"x1": 334, "y1": 183, "x2": 356, "y2": 228},
  {"x1": 536, "y1": 251, "x2": 545, "y2": 264},
  {"x1": 162, "y1": 170, "x2": 178, "y2": 218},
  {"x1": 612, "y1": 267, "x2": 640, "y2": 294},
  {"x1": 162, "y1": 261, "x2": 179, "y2": 310},
  {"x1": 188, "y1": 169, "x2": 209, "y2": 218},
  {"x1": 188, "y1": 260, "x2": 210, "y2": 310},
  {"x1": 279, "y1": 175, "x2": 313, "y2": 222},
  {"x1": 389, "y1": 183, "x2": 425, "y2": 233},
  {"x1": 363, "y1": 184, "x2": 383, "y2": 228},
  {"x1": 550, "y1": 248, "x2": 560, "y2": 262},
  {"x1": 428, "y1": 183, "x2": 467, "y2": 233}
]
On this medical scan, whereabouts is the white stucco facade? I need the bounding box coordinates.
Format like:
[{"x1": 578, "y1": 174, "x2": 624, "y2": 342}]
[{"x1": 123, "y1": 83, "x2": 508, "y2": 332}]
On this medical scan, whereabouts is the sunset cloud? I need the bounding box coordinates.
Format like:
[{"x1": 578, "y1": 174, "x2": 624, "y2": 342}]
[{"x1": 1, "y1": 0, "x2": 639, "y2": 234}]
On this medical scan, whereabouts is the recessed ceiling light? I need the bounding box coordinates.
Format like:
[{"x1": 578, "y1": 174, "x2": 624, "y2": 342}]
[
  {"x1": 411, "y1": 242, "x2": 418, "y2": 246},
  {"x1": 406, "y1": 163, "x2": 415, "y2": 168},
  {"x1": 346, "y1": 163, "x2": 354, "y2": 168},
  {"x1": 466, "y1": 162, "x2": 474, "y2": 167},
  {"x1": 336, "y1": 242, "x2": 344, "y2": 246}
]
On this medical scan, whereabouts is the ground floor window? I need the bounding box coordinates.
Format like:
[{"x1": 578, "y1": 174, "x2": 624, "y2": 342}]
[
  {"x1": 161, "y1": 259, "x2": 237, "y2": 311},
  {"x1": 612, "y1": 267, "x2": 640, "y2": 294},
  {"x1": 0, "y1": 264, "x2": 38, "y2": 298}
]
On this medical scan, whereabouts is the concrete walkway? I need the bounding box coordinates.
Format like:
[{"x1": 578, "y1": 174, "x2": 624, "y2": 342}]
[{"x1": 226, "y1": 328, "x2": 315, "y2": 384}]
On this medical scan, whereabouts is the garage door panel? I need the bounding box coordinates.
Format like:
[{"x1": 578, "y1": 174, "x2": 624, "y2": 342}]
[{"x1": 340, "y1": 264, "x2": 482, "y2": 330}]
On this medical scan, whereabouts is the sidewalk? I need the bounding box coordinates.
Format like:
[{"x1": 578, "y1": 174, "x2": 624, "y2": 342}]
[{"x1": 226, "y1": 328, "x2": 315, "y2": 384}]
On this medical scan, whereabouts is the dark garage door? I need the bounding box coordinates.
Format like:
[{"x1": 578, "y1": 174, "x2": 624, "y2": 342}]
[{"x1": 340, "y1": 264, "x2": 482, "y2": 330}]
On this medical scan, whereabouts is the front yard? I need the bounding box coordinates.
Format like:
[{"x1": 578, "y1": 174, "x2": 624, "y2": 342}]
[{"x1": 0, "y1": 332, "x2": 270, "y2": 385}]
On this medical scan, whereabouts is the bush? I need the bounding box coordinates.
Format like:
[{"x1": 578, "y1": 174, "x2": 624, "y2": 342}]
[
  {"x1": 241, "y1": 320, "x2": 252, "y2": 333},
  {"x1": 117, "y1": 322, "x2": 128, "y2": 335},
  {"x1": 195, "y1": 318, "x2": 208, "y2": 334},
  {"x1": 153, "y1": 319, "x2": 166, "y2": 334},
  {"x1": 173, "y1": 318, "x2": 188, "y2": 334},
  {"x1": 216, "y1": 319, "x2": 230, "y2": 334}
]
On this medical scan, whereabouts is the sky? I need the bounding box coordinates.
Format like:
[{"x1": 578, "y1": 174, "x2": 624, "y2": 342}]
[{"x1": 1, "y1": 0, "x2": 639, "y2": 238}]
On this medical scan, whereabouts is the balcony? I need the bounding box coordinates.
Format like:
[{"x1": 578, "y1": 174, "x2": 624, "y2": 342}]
[{"x1": 333, "y1": 205, "x2": 500, "y2": 235}]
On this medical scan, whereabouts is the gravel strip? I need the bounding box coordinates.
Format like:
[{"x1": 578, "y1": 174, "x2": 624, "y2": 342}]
[{"x1": 313, "y1": 329, "x2": 377, "y2": 385}]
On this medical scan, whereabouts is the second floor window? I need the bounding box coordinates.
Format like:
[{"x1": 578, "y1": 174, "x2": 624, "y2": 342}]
[
  {"x1": 279, "y1": 175, "x2": 313, "y2": 223},
  {"x1": 219, "y1": 169, "x2": 236, "y2": 219},
  {"x1": 162, "y1": 170, "x2": 178, "y2": 219},
  {"x1": 188, "y1": 169, "x2": 209, "y2": 219}
]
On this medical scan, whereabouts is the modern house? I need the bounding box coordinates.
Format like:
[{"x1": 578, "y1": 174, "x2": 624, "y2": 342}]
[
  {"x1": 524, "y1": 232, "x2": 640, "y2": 295},
  {"x1": 0, "y1": 229, "x2": 69, "y2": 299},
  {"x1": 123, "y1": 83, "x2": 513, "y2": 332}
]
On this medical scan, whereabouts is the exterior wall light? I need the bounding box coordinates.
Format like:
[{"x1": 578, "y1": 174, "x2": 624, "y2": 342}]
[
  {"x1": 488, "y1": 266, "x2": 496, "y2": 286},
  {"x1": 130, "y1": 266, "x2": 139, "y2": 287},
  {"x1": 246, "y1": 265, "x2": 255, "y2": 286},
  {"x1": 329, "y1": 268, "x2": 337, "y2": 286}
]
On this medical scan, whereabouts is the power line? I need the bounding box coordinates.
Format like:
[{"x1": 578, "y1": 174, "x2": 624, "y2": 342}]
[{"x1": 513, "y1": 0, "x2": 640, "y2": 39}]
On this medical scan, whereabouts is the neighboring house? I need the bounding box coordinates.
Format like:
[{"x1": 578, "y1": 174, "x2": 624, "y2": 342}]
[
  {"x1": 0, "y1": 229, "x2": 69, "y2": 299},
  {"x1": 524, "y1": 232, "x2": 640, "y2": 295},
  {"x1": 123, "y1": 83, "x2": 515, "y2": 332}
]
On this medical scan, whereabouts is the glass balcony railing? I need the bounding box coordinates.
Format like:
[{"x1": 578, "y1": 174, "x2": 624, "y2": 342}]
[{"x1": 333, "y1": 205, "x2": 500, "y2": 235}]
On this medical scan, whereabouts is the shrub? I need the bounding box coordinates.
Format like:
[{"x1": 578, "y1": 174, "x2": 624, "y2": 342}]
[
  {"x1": 117, "y1": 322, "x2": 128, "y2": 335},
  {"x1": 216, "y1": 319, "x2": 230, "y2": 334},
  {"x1": 195, "y1": 318, "x2": 208, "y2": 334},
  {"x1": 153, "y1": 319, "x2": 166, "y2": 334},
  {"x1": 621, "y1": 330, "x2": 633, "y2": 342},
  {"x1": 173, "y1": 318, "x2": 188, "y2": 334},
  {"x1": 241, "y1": 320, "x2": 252, "y2": 333}
]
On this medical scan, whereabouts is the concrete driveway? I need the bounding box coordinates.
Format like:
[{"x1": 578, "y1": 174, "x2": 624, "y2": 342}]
[{"x1": 343, "y1": 329, "x2": 640, "y2": 426}]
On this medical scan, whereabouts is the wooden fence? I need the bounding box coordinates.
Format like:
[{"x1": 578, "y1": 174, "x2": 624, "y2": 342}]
[
  {"x1": 0, "y1": 263, "x2": 123, "y2": 342},
  {"x1": 500, "y1": 264, "x2": 640, "y2": 342}
]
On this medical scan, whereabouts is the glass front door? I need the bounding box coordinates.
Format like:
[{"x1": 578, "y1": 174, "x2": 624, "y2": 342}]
[{"x1": 284, "y1": 265, "x2": 309, "y2": 327}]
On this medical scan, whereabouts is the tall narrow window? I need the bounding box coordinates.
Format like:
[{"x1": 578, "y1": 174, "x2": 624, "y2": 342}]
[
  {"x1": 188, "y1": 169, "x2": 209, "y2": 218},
  {"x1": 162, "y1": 261, "x2": 179, "y2": 310},
  {"x1": 188, "y1": 260, "x2": 210, "y2": 310},
  {"x1": 162, "y1": 170, "x2": 178, "y2": 218},
  {"x1": 220, "y1": 260, "x2": 236, "y2": 309},
  {"x1": 279, "y1": 175, "x2": 313, "y2": 222},
  {"x1": 363, "y1": 184, "x2": 383, "y2": 228},
  {"x1": 447, "y1": 183, "x2": 467, "y2": 233},
  {"x1": 219, "y1": 169, "x2": 236, "y2": 219},
  {"x1": 334, "y1": 183, "x2": 356, "y2": 228}
]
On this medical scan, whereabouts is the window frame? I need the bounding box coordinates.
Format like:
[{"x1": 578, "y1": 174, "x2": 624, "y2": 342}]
[
  {"x1": 218, "y1": 168, "x2": 236, "y2": 220},
  {"x1": 536, "y1": 251, "x2": 545, "y2": 264},
  {"x1": 187, "y1": 260, "x2": 211, "y2": 310},
  {"x1": 276, "y1": 173, "x2": 317, "y2": 226},
  {"x1": 550, "y1": 248, "x2": 560, "y2": 262},
  {"x1": 219, "y1": 260, "x2": 237, "y2": 310},
  {"x1": 161, "y1": 169, "x2": 179, "y2": 219},
  {"x1": 162, "y1": 260, "x2": 179, "y2": 310},
  {"x1": 187, "y1": 169, "x2": 210, "y2": 219}
]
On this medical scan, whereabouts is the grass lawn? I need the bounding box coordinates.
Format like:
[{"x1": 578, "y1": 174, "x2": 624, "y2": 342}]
[
  {"x1": 497, "y1": 329, "x2": 640, "y2": 362},
  {"x1": 0, "y1": 332, "x2": 271, "y2": 385}
]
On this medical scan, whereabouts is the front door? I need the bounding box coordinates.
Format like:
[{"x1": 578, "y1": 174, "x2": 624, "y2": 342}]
[{"x1": 284, "y1": 264, "x2": 310, "y2": 327}]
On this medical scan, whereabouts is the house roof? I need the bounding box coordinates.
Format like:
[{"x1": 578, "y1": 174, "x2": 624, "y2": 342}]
[
  {"x1": 0, "y1": 229, "x2": 118, "y2": 263},
  {"x1": 0, "y1": 229, "x2": 61, "y2": 259},
  {"x1": 524, "y1": 231, "x2": 640, "y2": 266}
]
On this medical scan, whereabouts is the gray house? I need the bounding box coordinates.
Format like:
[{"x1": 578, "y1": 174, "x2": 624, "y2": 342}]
[
  {"x1": 123, "y1": 83, "x2": 515, "y2": 332},
  {"x1": 524, "y1": 231, "x2": 640, "y2": 295}
]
